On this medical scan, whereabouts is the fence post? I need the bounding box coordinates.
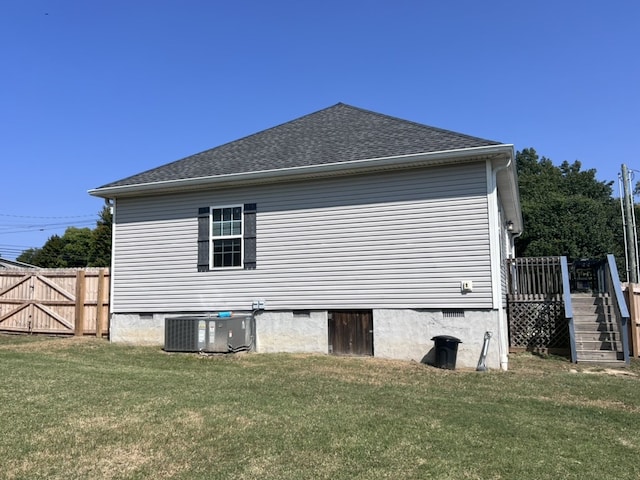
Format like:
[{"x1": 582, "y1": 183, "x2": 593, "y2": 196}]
[
  {"x1": 96, "y1": 269, "x2": 106, "y2": 338},
  {"x1": 630, "y1": 283, "x2": 640, "y2": 357},
  {"x1": 74, "y1": 270, "x2": 86, "y2": 336}
]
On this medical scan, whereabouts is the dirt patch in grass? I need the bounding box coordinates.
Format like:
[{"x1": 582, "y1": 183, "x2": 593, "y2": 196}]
[
  {"x1": 577, "y1": 368, "x2": 638, "y2": 377},
  {"x1": 533, "y1": 394, "x2": 640, "y2": 413}
]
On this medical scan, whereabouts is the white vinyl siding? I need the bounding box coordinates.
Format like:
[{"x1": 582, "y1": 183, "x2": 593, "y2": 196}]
[{"x1": 110, "y1": 162, "x2": 492, "y2": 312}]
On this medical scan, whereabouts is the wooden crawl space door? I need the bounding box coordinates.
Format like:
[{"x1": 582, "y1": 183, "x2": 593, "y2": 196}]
[{"x1": 328, "y1": 310, "x2": 373, "y2": 356}]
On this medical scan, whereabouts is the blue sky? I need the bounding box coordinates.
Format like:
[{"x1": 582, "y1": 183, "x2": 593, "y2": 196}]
[{"x1": 1, "y1": 1, "x2": 638, "y2": 259}]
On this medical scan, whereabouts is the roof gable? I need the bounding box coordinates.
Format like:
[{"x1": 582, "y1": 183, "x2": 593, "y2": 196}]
[{"x1": 96, "y1": 103, "x2": 501, "y2": 189}]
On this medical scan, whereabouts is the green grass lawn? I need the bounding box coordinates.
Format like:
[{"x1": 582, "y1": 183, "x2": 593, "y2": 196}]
[{"x1": 1, "y1": 334, "x2": 639, "y2": 480}]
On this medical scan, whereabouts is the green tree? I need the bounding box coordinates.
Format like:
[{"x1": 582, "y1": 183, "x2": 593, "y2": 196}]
[
  {"x1": 16, "y1": 208, "x2": 112, "y2": 268},
  {"x1": 515, "y1": 148, "x2": 623, "y2": 261},
  {"x1": 26, "y1": 234, "x2": 67, "y2": 267},
  {"x1": 88, "y1": 206, "x2": 112, "y2": 267},
  {"x1": 16, "y1": 247, "x2": 40, "y2": 265},
  {"x1": 59, "y1": 227, "x2": 93, "y2": 267}
]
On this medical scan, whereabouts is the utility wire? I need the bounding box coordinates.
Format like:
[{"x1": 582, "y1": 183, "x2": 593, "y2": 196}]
[
  {"x1": 0, "y1": 213, "x2": 96, "y2": 219},
  {"x1": 0, "y1": 221, "x2": 95, "y2": 235}
]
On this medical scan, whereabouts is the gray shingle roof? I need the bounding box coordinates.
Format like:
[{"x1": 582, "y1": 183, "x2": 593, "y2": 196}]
[{"x1": 98, "y1": 103, "x2": 501, "y2": 188}]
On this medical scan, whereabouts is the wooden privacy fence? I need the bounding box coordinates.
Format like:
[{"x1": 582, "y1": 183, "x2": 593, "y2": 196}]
[
  {"x1": 622, "y1": 283, "x2": 640, "y2": 358},
  {"x1": 0, "y1": 268, "x2": 109, "y2": 337}
]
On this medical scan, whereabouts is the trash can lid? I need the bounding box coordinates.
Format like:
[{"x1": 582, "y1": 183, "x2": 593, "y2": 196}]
[{"x1": 431, "y1": 335, "x2": 462, "y2": 343}]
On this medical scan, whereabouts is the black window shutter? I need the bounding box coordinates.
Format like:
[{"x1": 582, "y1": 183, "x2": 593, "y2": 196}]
[
  {"x1": 197, "y1": 207, "x2": 210, "y2": 272},
  {"x1": 244, "y1": 203, "x2": 257, "y2": 269}
]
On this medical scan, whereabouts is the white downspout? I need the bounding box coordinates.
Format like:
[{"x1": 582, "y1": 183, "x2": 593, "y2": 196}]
[
  {"x1": 108, "y1": 198, "x2": 116, "y2": 343},
  {"x1": 487, "y1": 157, "x2": 512, "y2": 371}
]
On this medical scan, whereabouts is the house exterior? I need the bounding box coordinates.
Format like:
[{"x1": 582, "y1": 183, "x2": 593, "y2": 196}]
[{"x1": 89, "y1": 103, "x2": 522, "y2": 369}]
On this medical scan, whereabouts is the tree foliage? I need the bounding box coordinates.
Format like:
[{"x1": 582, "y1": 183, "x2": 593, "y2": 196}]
[
  {"x1": 515, "y1": 148, "x2": 623, "y2": 261},
  {"x1": 17, "y1": 207, "x2": 112, "y2": 268},
  {"x1": 88, "y1": 206, "x2": 112, "y2": 267}
]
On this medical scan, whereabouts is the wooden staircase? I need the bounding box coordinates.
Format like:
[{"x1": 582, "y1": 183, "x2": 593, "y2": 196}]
[{"x1": 572, "y1": 293, "x2": 626, "y2": 366}]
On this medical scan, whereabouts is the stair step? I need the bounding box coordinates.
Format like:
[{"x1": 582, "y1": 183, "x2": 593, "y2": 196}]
[
  {"x1": 576, "y1": 350, "x2": 624, "y2": 361},
  {"x1": 573, "y1": 304, "x2": 612, "y2": 310},
  {"x1": 575, "y1": 359, "x2": 628, "y2": 368},
  {"x1": 572, "y1": 297, "x2": 611, "y2": 303},
  {"x1": 575, "y1": 322, "x2": 616, "y2": 330},
  {"x1": 571, "y1": 294, "x2": 614, "y2": 314},
  {"x1": 572, "y1": 295, "x2": 612, "y2": 301},
  {"x1": 573, "y1": 310, "x2": 614, "y2": 316},
  {"x1": 571, "y1": 294, "x2": 611, "y2": 303},
  {"x1": 573, "y1": 318, "x2": 615, "y2": 326},
  {"x1": 573, "y1": 313, "x2": 616, "y2": 319},
  {"x1": 575, "y1": 340, "x2": 622, "y2": 351},
  {"x1": 574, "y1": 332, "x2": 621, "y2": 342}
]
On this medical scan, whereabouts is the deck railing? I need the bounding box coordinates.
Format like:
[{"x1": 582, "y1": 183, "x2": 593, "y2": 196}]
[
  {"x1": 560, "y1": 257, "x2": 576, "y2": 362},
  {"x1": 508, "y1": 256, "x2": 563, "y2": 296},
  {"x1": 604, "y1": 255, "x2": 630, "y2": 365}
]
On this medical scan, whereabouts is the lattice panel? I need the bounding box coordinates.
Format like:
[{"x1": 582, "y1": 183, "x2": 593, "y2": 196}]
[{"x1": 508, "y1": 299, "x2": 569, "y2": 351}]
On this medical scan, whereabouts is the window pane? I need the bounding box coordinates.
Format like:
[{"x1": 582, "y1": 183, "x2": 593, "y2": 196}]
[
  {"x1": 212, "y1": 207, "x2": 244, "y2": 238},
  {"x1": 211, "y1": 209, "x2": 222, "y2": 236},
  {"x1": 212, "y1": 239, "x2": 241, "y2": 267}
]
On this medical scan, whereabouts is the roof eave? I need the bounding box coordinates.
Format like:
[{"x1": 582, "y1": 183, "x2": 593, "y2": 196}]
[
  {"x1": 491, "y1": 146, "x2": 523, "y2": 234},
  {"x1": 88, "y1": 144, "x2": 514, "y2": 199}
]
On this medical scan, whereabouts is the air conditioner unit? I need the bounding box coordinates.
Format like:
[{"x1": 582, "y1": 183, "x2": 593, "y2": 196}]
[{"x1": 164, "y1": 315, "x2": 254, "y2": 353}]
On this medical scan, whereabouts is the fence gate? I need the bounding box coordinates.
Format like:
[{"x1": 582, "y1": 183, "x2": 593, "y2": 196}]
[{"x1": 0, "y1": 268, "x2": 109, "y2": 336}]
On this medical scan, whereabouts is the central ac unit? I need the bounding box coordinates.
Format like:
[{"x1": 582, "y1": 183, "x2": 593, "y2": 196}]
[{"x1": 164, "y1": 315, "x2": 254, "y2": 353}]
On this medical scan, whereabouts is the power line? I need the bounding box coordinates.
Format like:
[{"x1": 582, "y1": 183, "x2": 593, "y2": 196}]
[
  {"x1": 0, "y1": 221, "x2": 92, "y2": 226},
  {"x1": 0, "y1": 221, "x2": 95, "y2": 235},
  {"x1": 0, "y1": 213, "x2": 97, "y2": 219},
  {"x1": 0, "y1": 248, "x2": 30, "y2": 254}
]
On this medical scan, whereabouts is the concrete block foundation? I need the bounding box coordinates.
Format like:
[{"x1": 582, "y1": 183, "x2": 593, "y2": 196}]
[{"x1": 109, "y1": 308, "x2": 504, "y2": 369}]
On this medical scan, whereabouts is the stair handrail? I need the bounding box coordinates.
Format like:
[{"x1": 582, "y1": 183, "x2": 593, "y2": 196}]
[
  {"x1": 560, "y1": 257, "x2": 577, "y2": 363},
  {"x1": 605, "y1": 254, "x2": 631, "y2": 366}
]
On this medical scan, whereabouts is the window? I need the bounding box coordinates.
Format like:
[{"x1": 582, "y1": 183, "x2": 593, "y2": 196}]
[
  {"x1": 211, "y1": 206, "x2": 243, "y2": 268},
  {"x1": 197, "y1": 204, "x2": 257, "y2": 271}
]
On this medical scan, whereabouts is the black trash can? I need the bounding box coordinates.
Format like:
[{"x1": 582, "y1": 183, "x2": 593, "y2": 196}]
[{"x1": 431, "y1": 335, "x2": 462, "y2": 370}]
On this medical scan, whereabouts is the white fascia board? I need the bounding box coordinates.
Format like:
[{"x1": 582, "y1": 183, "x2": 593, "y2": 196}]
[{"x1": 89, "y1": 144, "x2": 514, "y2": 199}]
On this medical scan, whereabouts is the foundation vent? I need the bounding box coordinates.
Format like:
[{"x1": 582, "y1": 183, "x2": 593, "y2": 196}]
[{"x1": 442, "y1": 309, "x2": 465, "y2": 319}]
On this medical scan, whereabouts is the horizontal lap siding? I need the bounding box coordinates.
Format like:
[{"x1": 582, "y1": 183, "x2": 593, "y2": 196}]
[{"x1": 112, "y1": 162, "x2": 491, "y2": 311}]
